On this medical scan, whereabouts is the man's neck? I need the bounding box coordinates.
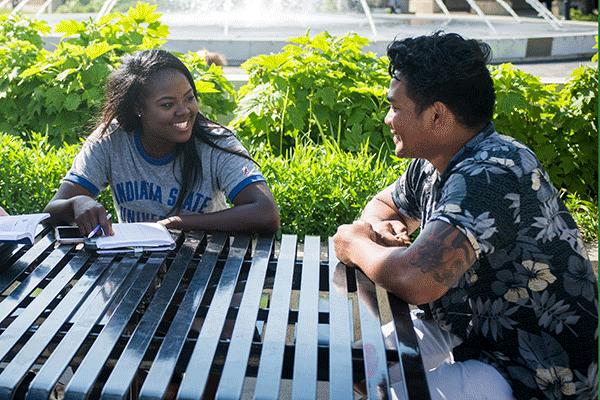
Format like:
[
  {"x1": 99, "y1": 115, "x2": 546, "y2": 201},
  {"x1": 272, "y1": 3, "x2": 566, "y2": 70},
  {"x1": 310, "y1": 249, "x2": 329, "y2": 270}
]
[{"x1": 429, "y1": 123, "x2": 487, "y2": 175}]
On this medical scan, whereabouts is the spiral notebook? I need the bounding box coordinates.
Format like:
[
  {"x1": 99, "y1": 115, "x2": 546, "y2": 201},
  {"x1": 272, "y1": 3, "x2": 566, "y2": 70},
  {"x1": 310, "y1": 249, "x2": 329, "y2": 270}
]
[{"x1": 86, "y1": 222, "x2": 176, "y2": 253}]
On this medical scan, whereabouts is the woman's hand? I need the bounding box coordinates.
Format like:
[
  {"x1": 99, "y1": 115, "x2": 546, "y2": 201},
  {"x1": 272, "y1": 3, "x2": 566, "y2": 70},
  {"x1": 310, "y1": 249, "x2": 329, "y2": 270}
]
[
  {"x1": 44, "y1": 180, "x2": 113, "y2": 237},
  {"x1": 156, "y1": 182, "x2": 280, "y2": 234},
  {"x1": 72, "y1": 196, "x2": 114, "y2": 237}
]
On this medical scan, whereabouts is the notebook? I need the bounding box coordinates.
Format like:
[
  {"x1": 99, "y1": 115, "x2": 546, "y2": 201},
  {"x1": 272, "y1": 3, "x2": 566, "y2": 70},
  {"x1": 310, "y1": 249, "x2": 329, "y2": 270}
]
[
  {"x1": 0, "y1": 213, "x2": 50, "y2": 244},
  {"x1": 86, "y1": 222, "x2": 176, "y2": 253}
]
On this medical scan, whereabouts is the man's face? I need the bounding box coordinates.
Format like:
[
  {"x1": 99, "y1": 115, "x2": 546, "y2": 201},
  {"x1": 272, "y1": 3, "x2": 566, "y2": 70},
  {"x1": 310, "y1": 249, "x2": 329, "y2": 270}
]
[{"x1": 384, "y1": 78, "x2": 432, "y2": 159}]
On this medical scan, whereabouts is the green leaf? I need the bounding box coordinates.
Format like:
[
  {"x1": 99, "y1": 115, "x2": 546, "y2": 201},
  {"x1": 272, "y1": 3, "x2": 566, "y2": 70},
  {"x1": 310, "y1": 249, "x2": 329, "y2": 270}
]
[
  {"x1": 195, "y1": 80, "x2": 219, "y2": 94},
  {"x1": 64, "y1": 93, "x2": 82, "y2": 111},
  {"x1": 128, "y1": 2, "x2": 161, "y2": 23},
  {"x1": 315, "y1": 87, "x2": 336, "y2": 107},
  {"x1": 54, "y1": 19, "x2": 86, "y2": 37},
  {"x1": 85, "y1": 42, "x2": 119, "y2": 60}
]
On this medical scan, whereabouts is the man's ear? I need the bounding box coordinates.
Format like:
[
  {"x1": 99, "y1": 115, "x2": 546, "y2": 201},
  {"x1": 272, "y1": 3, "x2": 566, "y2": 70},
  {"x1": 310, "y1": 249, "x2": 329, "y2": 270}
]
[{"x1": 430, "y1": 101, "x2": 455, "y2": 127}]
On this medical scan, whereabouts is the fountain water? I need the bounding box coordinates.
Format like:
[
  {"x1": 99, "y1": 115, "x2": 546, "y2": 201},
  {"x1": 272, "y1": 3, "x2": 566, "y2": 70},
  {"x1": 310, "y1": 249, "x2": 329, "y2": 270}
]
[{"x1": 21, "y1": 0, "x2": 598, "y2": 65}]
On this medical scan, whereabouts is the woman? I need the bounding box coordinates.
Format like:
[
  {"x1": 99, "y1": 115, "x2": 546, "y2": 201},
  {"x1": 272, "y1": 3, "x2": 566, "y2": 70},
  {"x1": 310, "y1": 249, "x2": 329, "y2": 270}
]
[{"x1": 44, "y1": 49, "x2": 280, "y2": 236}]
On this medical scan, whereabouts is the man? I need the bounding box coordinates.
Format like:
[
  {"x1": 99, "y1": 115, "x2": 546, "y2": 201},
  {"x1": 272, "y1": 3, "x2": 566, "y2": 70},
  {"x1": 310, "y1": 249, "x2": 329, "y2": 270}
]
[{"x1": 333, "y1": 31, "x2": 598, "y2": 400}]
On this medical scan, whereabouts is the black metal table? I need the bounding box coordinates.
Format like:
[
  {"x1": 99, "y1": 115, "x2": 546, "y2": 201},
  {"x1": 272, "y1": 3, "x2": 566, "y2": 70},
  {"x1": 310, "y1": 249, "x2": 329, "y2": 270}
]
[{"x1": 0, "y1": 227, "x2": 430, "y2": 400}]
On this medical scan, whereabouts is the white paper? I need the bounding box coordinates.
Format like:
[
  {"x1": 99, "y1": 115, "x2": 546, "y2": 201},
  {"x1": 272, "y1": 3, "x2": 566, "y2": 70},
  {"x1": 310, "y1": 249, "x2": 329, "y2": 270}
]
[
  {"x1": 91, "y1": 222, "x2": 175, "y2": 250},
  {"x1": 0, "y1": 213, "x2": 50, "y2": 243}
]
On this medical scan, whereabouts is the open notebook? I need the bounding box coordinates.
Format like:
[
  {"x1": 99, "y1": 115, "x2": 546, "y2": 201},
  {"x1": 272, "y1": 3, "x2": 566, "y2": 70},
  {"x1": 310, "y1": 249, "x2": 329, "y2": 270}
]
[
  {"x1": 86, "y1": 222, "x2": 176, "y2": 253},
  {"x1": 0, "y1": 213, "x2": 50, "y2": 244}
]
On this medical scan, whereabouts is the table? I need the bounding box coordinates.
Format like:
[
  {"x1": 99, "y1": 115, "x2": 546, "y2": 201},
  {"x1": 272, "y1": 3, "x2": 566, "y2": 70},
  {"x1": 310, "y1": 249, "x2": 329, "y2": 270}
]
[{"x1": 0, "y1": 227, "x2": 431, "y2": 400}]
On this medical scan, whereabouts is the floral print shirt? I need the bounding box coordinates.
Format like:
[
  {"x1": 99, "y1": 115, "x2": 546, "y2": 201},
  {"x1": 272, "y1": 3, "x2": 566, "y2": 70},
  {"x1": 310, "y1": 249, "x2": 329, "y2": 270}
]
[{"x1": 391, "y1": 122, "x2": 598, "y2": 400}]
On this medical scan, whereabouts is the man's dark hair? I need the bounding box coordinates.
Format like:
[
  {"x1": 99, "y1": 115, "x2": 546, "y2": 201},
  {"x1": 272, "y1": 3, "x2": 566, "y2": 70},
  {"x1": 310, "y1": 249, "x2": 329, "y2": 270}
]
[{"x1": 387, "y1": 31, "x2": 496, "y2": 128}]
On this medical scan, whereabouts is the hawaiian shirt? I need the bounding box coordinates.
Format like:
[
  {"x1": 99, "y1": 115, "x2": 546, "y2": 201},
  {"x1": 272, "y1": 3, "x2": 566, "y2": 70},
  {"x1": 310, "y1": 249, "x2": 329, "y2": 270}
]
[{"x1": 391, "y1": 122, "x2": 598, "y2": 400}]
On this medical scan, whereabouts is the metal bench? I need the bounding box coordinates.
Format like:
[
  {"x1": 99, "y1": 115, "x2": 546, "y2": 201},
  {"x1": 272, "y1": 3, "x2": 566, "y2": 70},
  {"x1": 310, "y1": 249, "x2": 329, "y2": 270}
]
[{"x1": 0, "y1": 229, "x2": 430, "y2": 399}]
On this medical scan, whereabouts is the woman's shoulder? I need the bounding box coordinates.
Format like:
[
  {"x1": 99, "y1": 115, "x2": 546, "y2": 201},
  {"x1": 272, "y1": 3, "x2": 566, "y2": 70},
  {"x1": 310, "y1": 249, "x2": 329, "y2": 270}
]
[{"x1": 85, "y1": 122, "x2": 134, "y2": 147}]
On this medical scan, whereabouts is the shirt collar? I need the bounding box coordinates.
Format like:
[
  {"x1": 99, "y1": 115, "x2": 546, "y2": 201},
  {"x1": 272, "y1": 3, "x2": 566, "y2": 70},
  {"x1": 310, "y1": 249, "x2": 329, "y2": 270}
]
[
  {"x1": 134, "y1": 130, "x2": 176, "y2": 166},
  {"x1": 440, "y1": 121, "x2": 495, "y2": 180}
]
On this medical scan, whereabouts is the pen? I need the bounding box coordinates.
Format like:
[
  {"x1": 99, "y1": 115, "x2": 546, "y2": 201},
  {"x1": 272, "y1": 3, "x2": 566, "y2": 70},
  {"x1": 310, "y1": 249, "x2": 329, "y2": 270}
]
[{"x1": 87, "y1": 213, "x2": 112, "y2": 239}]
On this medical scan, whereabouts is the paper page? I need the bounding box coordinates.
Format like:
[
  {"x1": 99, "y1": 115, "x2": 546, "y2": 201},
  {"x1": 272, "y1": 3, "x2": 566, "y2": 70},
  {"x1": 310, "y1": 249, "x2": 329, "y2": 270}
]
[
  {"x1": 93, "y1": 223, "x2": 175, "y2": 249},
  {"x1": 95, "y1": 245, "x2": 174, "y2": 254},
  {"x1": 0, "y1": 213, "x2": 50, "y2": 242}
]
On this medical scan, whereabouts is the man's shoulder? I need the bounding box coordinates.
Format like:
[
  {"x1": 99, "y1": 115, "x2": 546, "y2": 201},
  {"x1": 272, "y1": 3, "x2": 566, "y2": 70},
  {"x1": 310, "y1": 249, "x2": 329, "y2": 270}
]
[
  {"x1": 456, "y1": 130, "x2": 540, "y2": 175},
  {"x1": 476, "y1": 130, "x2": 528, "y2": 155}
]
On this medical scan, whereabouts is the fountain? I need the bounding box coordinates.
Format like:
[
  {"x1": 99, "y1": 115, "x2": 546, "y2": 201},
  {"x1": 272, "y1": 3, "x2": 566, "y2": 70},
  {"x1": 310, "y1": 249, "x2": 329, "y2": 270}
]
[{"x1": 21, "y1": 0, "x2": 599, "y2": 65}]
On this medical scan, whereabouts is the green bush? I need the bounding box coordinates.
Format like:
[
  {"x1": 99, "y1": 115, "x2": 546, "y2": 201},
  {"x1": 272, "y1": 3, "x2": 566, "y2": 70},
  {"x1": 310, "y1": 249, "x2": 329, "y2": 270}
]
[
  {"x1": 180, "y1": 51, "x2": 237, "y2": 120},
  {"x1": 0, "y1": 4, "x2": 235, "y2": 146},
  {"x1": 491, "y1": 62, "x2": 598, "y2": 199},
  {"x1": 563, "y1": 192, "x2": 598, "y2": 242},
  {"x1": 0, "y1": 132, "x2": 115, "y2": 216},
  {"x1": 570, "y1": 8, "x2": 599, "y2": 21},
  {"x1": 233, "y1": 31, "x2": 392, "y2": 157},
  {"x1": 0, "y1": 4, "x2": 168, "y2": 145},
  {"x1": 553, "y1": 64, "x2": 598, "y2": 197},
  {"x1": 254, "y1": 139, "x2": 409, "y2": 237}
]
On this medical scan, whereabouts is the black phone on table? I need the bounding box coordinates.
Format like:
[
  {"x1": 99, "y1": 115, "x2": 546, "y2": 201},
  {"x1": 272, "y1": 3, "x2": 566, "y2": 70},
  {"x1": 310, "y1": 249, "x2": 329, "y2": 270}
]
[{"x1": 55, "y1": 226, "x2": 85, "y2": 244}]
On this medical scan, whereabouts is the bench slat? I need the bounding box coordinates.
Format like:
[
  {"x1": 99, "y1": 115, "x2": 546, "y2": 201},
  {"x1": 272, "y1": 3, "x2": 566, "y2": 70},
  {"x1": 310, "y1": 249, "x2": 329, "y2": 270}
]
[
  {"x1": 0, "y1": 244, "x2": 69, "y2": 322},
  {"x1": 388, "y1": 294, "x2": 432, "y2": 400},
  {"x1": 327, "y1": 238, "x2": 355, "y2": 400},
  {"x1": 0, "y1": 251, "x2": 91, "y2": 362},
  {"x1": 355, "y1": 269, "x2": 392, "y2": 399},
  {"x1": 25, "y1": 255, "x2": 142, "y2": 400},
  {"x1": 100, "y1": 232, "x2": 206, "y2": 400},
  {"x1": 291, "y1": 236, "x2": 321, "y2": 400},
  {"x1": 0, "y1": 232, "x2": 54, "y2": 294},
  {"x1": 63, "y1": 254, "x2": 167, "y2": 400},
  {"x1": 177, "y1": 234, "x2": 252, "y2": 400},
  {"x1": 0, "y1": 254, "x2": 114, "y2": 400}
]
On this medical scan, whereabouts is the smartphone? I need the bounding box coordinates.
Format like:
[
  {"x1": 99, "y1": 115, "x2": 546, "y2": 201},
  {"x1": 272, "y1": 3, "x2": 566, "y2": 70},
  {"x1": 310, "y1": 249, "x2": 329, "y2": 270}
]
[{"x1": 55, "y1": 226, "x2": 86, "y2": 244}]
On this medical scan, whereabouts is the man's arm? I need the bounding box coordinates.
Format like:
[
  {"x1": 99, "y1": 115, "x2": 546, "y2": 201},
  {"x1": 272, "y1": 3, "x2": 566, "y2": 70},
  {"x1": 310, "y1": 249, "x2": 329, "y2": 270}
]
[{"x1": 333, "y1": 219, "x2": 476, "y2": 305}]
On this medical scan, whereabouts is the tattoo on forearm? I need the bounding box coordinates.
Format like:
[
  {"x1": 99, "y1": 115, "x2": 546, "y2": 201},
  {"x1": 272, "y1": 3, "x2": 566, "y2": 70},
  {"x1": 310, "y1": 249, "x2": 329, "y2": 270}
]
[{"x1": 410, "y1": 223, "x2": 475, "y2": 287}]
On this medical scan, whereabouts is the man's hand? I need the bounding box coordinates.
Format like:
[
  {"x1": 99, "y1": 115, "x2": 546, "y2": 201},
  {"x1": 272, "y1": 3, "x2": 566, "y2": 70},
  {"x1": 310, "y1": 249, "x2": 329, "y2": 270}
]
[
  {"x1": 370, "y1": 220, "x2": 412, "y2": 247},
  {"x1": 333, "y1": 219, "x2": 476, "y2": 305},
  {"x1": 333, "y1": 220, "x2": 379, "y2": 268},
  {"x1": 333, "y1": 220, "x2": 410, "y2": 268}
]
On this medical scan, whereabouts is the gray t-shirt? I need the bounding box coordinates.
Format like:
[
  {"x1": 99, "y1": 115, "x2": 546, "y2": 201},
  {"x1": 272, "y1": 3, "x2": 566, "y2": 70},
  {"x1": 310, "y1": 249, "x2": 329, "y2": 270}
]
[{"x1": 64, "y1": 123, "x2": 265, "y2": 223}]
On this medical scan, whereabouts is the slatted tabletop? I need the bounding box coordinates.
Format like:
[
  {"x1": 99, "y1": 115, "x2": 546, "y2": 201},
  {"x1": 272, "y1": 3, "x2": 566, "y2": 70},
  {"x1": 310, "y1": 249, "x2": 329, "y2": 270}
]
[{"x1": 0, "y1": 228, "x2": 430, "y2": 400}]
